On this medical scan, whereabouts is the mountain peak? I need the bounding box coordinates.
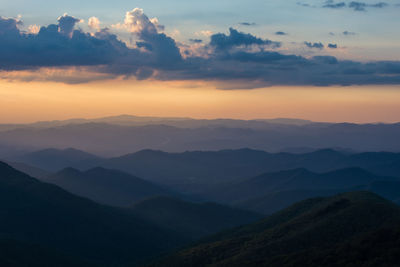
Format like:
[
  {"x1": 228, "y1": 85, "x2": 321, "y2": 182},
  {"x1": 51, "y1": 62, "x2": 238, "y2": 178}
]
[{"x1": 56, "y1": 167, "x2": 82, "y2": 176}]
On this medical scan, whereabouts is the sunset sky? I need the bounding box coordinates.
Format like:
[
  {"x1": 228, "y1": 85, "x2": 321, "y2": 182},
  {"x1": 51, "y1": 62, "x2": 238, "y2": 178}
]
[{"x1": 1, "y1": 0, "x2": 400, "y2": 123}]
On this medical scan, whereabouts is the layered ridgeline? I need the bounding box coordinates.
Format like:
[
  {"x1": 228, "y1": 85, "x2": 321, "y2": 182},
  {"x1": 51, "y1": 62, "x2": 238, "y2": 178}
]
[
  {"x1": 206, "y1": 168, "x2": 400, "y2": 214},
  {"x1": 8, "y1": 148, "x2": 400, "y2": 215},
  {"x1": 1, "y1": 116, "x2": 400, "y2": 157},
  {"x1": 155, "y1": 192, "x2": 400, "y2": 267},
  {"x1": 0, "y1": 162, "x2": 261, "y2": 266},
  {"x1": 14, "y1": 148, "x2": 103, "y2": 172},
  {"x1": 44, "y1": 167, "x2": 177, "y2": 207},
  {"x1": 130, "y1": 197, "x2": 261, "y2": 240},
  {"x1": 0, "y1": 161, "x2": 186, "y2": 266},
  {"x1": 11, "y1": 148, "x2": 400, "y2": 185},
  {"x1": 236, "y1": 180, "x2": 400, "y2": 215}
]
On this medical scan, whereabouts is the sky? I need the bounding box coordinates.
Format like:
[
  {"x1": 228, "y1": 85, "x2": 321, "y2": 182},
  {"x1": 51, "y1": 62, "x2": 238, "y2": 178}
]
[{"x1": 0, "y1": 0, "x2": 400, "y2": 123}]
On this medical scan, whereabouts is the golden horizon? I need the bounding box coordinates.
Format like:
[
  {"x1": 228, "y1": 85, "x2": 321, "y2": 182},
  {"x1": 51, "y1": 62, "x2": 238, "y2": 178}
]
[{"x1": 1, "y1": 79, "x2": 400, "y2": 124}]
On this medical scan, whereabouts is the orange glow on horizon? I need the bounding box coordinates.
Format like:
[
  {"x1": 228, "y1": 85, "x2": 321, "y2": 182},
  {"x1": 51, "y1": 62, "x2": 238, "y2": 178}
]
[{"x1": 1, "y1": 78, "x2": 400, "y2": 124}]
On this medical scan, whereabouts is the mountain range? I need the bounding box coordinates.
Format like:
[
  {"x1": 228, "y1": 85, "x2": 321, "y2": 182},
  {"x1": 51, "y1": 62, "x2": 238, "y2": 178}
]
[
  {"x1": 7, "y1": 148, "x2": 400, "y2": 212},
  {"x1": 0, "y1": 161, "x2": 186, "y2": 266},
  {"x1": 130, "y1": 196, "x2": 261, "y2": 240},
  {"x1": 44, "y1": 167, "x2": 177, "y2": 207},
  {"x1": 155, "y1": 191, "x2": 400, "y2": 267},
  {"x1": 10, "y1": 147, "x2": 400, "y2": 183},
  {"x1": 0, "y1": 161, "x2": 263, "y2": 266},
  {"x1": 1, "y1": 115, "x2": 399, "y2": 157},
  {"x1": 1, "y1": 158, "x2": 400, "y2": 266}
]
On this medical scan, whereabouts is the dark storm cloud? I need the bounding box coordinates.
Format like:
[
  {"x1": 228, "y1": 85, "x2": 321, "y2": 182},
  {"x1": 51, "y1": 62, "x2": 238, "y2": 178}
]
[
  {"x1": 304, "y1": 0, "x2": 389, "y2": 11},
  {"x1": 1, "y1": 12, "x2": 400, "y2": 88},
  {"x1": 239, "y1": 22, "x2": 256, "y2": 26},
  {"x1": 210, "y1": 28, "x2": 281, "y2": 50},
  {"x1": 189, "y1": 39, "x2": 203, "y2": 43},
  {"x1": 0, "y1": 16, "x2": 125, "y2": 70},
  {"x1": 57, "y1": 14, "x2": 81, "y2": 36},
  {"x1": 323, "y1": 0, "x2": 346, "y2": 8},
  {"x1": 0, "y1": 12, "x2": 181, "y2": 76},
  {"x1": 348, "y1": 1, "x2": 388, "y2": 11},
  {"x1": 0, "y1": 16, "x2": 21, "y2": 35},
  {"x1": 328, "y1": 43, "x2": 338, "y2": 48},
  {"x1": 275, "y1": 31, "x2": 288, "y2": 36},
  {"x1": 164, "y1": 52, "x2": 400, "y2": 87},
  {"x1": 304, "y1": 42, "x2": 324, "y2": 49}
]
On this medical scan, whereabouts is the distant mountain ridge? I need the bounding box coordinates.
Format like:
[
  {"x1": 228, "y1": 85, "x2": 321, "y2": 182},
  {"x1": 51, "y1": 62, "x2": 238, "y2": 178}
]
[
  {"x1": 232, "y1": 167, "x2": 394, "y2": 199},
  {"x1": 15, "y1": 148, "x2": 102, "y2": 172},
  {"x1": 82, "y1": 148, "x2": 400, "y2": 189},
  {"x1": 1, "y1": 115, "x2": 399, "y2": 156},
  {"x1": 212, "y1": 167, "x2": 400, "y2": 214},
  {"x1": 45, "y1": 167, "x2": 177, "y2": 207},
  {"x1": 9, "y1": 148, "x2": 400, "y2": 192},
  {"x1": 0, "y1": 115, "x2": 317, "y2": 131}
]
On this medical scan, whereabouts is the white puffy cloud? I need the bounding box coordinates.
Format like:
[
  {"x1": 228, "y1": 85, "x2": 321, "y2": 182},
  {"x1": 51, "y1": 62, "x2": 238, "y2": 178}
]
[
  {"x1": 124, "y1": 8, "x2": 157, "y2": 35},
  {"x1": 88, "y1": 17, "x2": 100, "y2": 31},
  {"x1": 28, "y1": 25, "x2": 40, "y2": 34}
]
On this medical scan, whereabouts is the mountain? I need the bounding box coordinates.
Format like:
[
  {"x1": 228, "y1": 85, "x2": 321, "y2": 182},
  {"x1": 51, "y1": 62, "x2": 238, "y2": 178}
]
[
  {"x1": 4, "y1": 161, "x2": 50, "y2": 179},
  {"x1": 95, "y1": 149, "x2": 275, "y2": 190},
  {"x1": 237, "y1": 180, "x2": 400, "y2": 215},
  {"x1": 86, "y1": 149, "x2": 400, "y2": 194},
  {"x1": 0, "y1": 239, "x2": 91, "y2": 267},
  {"x1": 216, "y1": 168, "x2": 397, "y2": 202},
  {"x1": 155, "y1": 192, "x2": 400, "y2": 267},
  {"x1": 204, "y1": 168, "x2": 400, "y2": 214},
  {"x1": 7, "y1": 147, "x2": 400, "y2": 195},
  {"x1": 15, "y1": 148, "x2": 102, "y2": 172},
  {"x1": 1, "y1": 119, "x2": 400, "y2": 157},
  {"x1": 236, "y1": 189, "x2": 344, "y2": 215},
  {"x1": 0, "y1": 115, "x2": 315, "y2": 132},
  {"x1": 0, "y1": 161, "x2": 188, "y2": 266},
  {"x1": 357, "y1": 180, "x2": 400, "y2": 204},
  {"x1": 130, "y1": 196, "x2": 262, "y2": 240},
  {"x1": 45, "y1": 167, "x2": 177, "y2": 207}
]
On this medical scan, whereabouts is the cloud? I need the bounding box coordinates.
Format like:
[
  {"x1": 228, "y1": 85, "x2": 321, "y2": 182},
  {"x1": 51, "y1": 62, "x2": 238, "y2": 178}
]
[
  {"x1": 328, "y1": 43, "x2": 338, "y2": 48},
  {"x1": 123, "y1": 8, "x2": 157, "y2": 34},
  {"x1": 189, "y1": 39, "x2": 203, "y2": 43},
  {"x1": 196, "y1": 30, "x2": 213, "y2": 37},
  {"x1": 1, "y1": 11, "x2": 400, "y2": 88},
  {"x1": 88, "y1": 17, "x2": 100, "y2": 31},
  {"x1": 123, "y1": 8, "x2": 182, "y2": 65},
  {"x1": 323, "y1": 0, "x2": 346, "y2": 8},
  {"x1": 297, "y1": 2, "x2": 314, "y2": 7},
  {"x1": 0, "y1": 16, "x2": 131, "y2": 71},
  {"x1": 0, "y1": 9, "x2": 181, "y2": 78},
  {"x1": 28, "y1": 24, "x2": 40, "y2": 34},
  {"x1": 348, "y1": 1, "x2": 388, "y2": 11},
  {"x1": 149, "y1": 17, "x2": 165, "y2": 32},
  {"x1": 210, "y1": 28, "x2": 281, "y2": 50},
  {"x1": 174, "y1": 54, "x2": 400, "y2": 87},
  {"x1": 275, "y1": 31, "x2": 288, "y2": 36},
  {"x1": 239, "y1": 22, "x2": 256, "y2": 26},
  {"x1": 343, "y1": 30, "x2": 356, "y2": 36},
  {"x1": 304, "y1": 42, "x2": 324, "y2": 49},
  {"x1": 0, "y1": 16, "x2": 22, "y2": 35},
  {"x1": 303, "y1": 0, "x2": 389, "y2": 11},
  {"x1": 57, "y1": 14, "x2": 82, "y2": 37}
]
